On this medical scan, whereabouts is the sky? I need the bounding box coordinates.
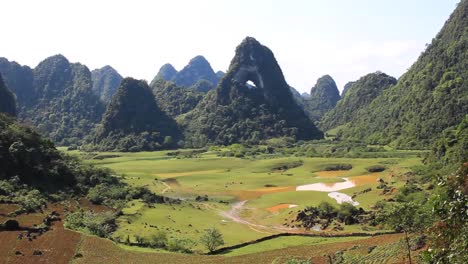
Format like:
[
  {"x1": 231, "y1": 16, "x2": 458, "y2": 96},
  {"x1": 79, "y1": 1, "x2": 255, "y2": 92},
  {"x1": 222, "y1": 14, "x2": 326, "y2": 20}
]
[{"x1": 0, "y1": 0, "x2": 460, "y2": 94}]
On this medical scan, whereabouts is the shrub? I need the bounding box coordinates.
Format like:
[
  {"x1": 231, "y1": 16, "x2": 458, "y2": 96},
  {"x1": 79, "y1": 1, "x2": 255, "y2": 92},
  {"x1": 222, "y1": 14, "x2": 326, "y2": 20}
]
[
  {"x1": 167, "y1": 238, "x2": 195, "y2": 253},
  {"x1": 323, "y1": 163, "x2": 353, "y2": 171},
  {"x1": 366, "y1": 165, "x2": 386, "y2": 172},
  {"x1": 148, "y1": 231, "x2": 168, "y2": 248}
]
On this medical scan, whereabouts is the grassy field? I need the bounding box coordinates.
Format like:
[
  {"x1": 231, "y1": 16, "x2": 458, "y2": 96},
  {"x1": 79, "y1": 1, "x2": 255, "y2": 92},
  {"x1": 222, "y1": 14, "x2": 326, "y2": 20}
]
[{"x1": 63, "y1": 148, "x2": 422, "y2": 256}]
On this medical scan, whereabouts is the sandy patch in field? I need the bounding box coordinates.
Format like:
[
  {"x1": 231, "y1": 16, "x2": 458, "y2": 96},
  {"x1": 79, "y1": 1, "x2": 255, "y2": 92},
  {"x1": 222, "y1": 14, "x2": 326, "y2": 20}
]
[
  {"x1": 265, "y1": 204, "x2": 298, "y2": 213},
  {"x1": 296, "y1": 173, "x2": 381, "y2": 192},
  {"x1": 328, "y1": 192, "x2": 359, "y2": 206},
  {"x1": 155, "y1": 169, "x2": 224, "y2": 178}
]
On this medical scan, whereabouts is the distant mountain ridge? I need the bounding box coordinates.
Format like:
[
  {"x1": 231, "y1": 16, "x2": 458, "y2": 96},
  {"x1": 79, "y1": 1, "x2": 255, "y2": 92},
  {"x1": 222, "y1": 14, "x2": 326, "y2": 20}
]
[
  {"x1": 304, "y1": 75, "x2": 341, "y2": 121},
  {"x1": 91, "y1": 65, "x2": 123, "y2": 104},
  {"x1": 152, "y1": 56, "x2": 221, "y2": 92}
]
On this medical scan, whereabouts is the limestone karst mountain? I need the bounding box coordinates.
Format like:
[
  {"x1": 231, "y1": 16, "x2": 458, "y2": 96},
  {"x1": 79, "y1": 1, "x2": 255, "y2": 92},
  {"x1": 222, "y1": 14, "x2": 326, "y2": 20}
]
[
  {"x1": 338, "y1": 0, "x2": 468, "y2": 148},
  {"x1": 320, "y1": 72, "x2": 397, "y2": 131},
  {"x1": 0, "y1": 73, "x2": 16, "y2": 116},
  {"x1": 91, "y1": 65, "x2": 123, "y2": 104},
  {"x1": 305, "y1": 75, "x2": 341, "y2": 121},
  {"x1": 152, "y1": 56, "x2": 220, "y2": 92},
  {"x1": 151, "y1": 79, "x2": 204, "y2": 118},
  {"x1": 94, "y1": 78, "x2": 180, "y2": 151},
  {"x1": 181, "y1": 37, "x2": 323, "y2": 147}
]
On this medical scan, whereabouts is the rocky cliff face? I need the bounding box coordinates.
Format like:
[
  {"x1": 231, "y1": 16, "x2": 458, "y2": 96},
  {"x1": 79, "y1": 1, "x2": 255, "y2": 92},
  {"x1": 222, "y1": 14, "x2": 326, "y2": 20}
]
[
  {"x1": 0, "y1": 73, "x2": 16, "y2": 116},
  {"x1": 181, "y1": 37, "x2": 323, "y2": 147}
]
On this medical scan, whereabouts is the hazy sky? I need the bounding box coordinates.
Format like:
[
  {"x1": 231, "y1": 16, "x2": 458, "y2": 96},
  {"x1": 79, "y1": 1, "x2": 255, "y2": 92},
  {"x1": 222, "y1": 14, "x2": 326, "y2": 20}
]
[{"x1": 0, "y1": 0, "x2": 460, "y2": 93}]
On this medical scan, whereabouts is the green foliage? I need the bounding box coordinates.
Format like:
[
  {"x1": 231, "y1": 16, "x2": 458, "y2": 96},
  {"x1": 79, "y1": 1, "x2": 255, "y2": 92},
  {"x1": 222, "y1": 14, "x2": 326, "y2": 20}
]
[
  {"x1": 200, "y1": 227, "x2": 224, "y2": 252},
  {"x1": 366, "y1": 165, "x2": 386, "y2": 172},
  {"x1": 94, "y1": 78, "x2": 180, "y2": 151},
  {"x1": 167, "y1": 238, "x2": 196, "y2": 253},
  {"x1": 425, "y1": 163, "x2": 468, "y2": 263},
  {"x1": 320, "y1": 72, "x2": 396, "y2": 131},
  {"x1": 323, "y1": 164, "x2": 353, "y2": 171},
  {"x1": 297, "y1": 201, "x2": 363, "y2": 228},
  {"x1": 304, "y1": 75, "x2": 341, "y2": 121},
  {"x1": 28, "y1": 55, "x2": 105, "y2": 146},
  {"x1": 148, "y1": 231, "x2": 168, "y2": 248},
  {"x1": 378, "y1": 202, "x2": 431, "y2": 263},
  {"x1": 151, "y1": 79, "x2": 204, "y2": 117},
  {"x1": 64, "y1": 209, "x2": 118, "y2": 238},
  {"x1": 337, "y1": 1, "x2": 468, "y2": 148},
  {"x1": 426, "y1": 114, "x2": 468, "y2": 168},
  {"x1": 181, "y1": 37, "x2": 323, "y2": 147}
]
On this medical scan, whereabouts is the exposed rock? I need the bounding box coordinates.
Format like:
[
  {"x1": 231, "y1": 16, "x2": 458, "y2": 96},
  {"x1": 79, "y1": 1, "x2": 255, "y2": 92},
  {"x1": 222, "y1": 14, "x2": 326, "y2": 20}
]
[{"x1": 0, "y1": 74, "x2": 16, "y2": 116}]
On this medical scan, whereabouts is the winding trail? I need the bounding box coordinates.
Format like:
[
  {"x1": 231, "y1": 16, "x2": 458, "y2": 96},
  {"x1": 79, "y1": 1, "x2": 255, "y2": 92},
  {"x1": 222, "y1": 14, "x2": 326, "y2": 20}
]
[
  {"x1": 161, "y1": 181, "x2": 171, "y2": 194},
  {"x1": 219, "y1": 201, "x2": 297, "y2": 234}
]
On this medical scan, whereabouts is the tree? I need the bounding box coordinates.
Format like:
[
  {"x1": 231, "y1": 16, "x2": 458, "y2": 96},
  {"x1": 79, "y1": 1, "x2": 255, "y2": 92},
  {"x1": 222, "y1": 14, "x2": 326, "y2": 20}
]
[
  {"x1": 200, "y1": 227, "x2": 224, "y2": 253},
  {"x1": 425, "y1": 164, "x2": 468, "y2": 263},
  {"x1": 380, "y1": 202, "x2": 431, "y2": 264}
]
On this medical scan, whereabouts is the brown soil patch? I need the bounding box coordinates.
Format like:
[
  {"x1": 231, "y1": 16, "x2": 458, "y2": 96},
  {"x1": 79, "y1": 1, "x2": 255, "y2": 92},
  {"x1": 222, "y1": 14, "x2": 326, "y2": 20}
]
[
  {"x1": 155, "y1": 170, "x2": 223, "y2": 178},
  {"x1": 349, "y1": 173, "x2": 381, "y2": 185},
  {"x1": 0, "y1": 204, "x2": 20, "y2": 219},
  {"x1": 162, "y1": 178, "x2": 180, "y2": 186},
  {"x1": 265, "y1": 204, "x2": 296, "y2": 213},
  {"x1": 227, "y1": 186, "x2": 295, "y2": 200},
  {"x1": 0, "y1": 203, "x2": 82, "y2": 264}
]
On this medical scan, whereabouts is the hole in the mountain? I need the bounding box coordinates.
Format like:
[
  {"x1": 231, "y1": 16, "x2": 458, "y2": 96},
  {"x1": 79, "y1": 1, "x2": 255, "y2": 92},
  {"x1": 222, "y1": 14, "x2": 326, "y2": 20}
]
[{"x1": 246, "y1": 80, "x2": 256, "y2": 89}]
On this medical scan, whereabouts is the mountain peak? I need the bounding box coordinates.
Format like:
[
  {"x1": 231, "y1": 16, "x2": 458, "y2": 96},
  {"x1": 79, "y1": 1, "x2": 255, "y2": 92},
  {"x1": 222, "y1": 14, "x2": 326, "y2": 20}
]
[
  {"x1": 182, "y1": 37, "x2": 323, "y2": 146},
  {"x1": 173, "y1": 56, "x2": 218, "y2": 88}
]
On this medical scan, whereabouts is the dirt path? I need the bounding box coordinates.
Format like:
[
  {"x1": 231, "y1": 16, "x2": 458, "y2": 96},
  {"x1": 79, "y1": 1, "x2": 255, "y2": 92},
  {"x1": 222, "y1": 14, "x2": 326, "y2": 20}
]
[
  {"x1": 219, "y1": 201, "x2": 296, "y2": 234},
  {"x1": 161, "y1": 181, "x2": 171, "y2": 194}
]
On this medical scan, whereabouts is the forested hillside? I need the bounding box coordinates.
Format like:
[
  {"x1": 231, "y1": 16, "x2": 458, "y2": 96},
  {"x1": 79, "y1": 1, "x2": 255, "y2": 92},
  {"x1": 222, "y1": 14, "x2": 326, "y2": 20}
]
[
  {"x1": 91, "y1": 65, "x2": 123, "y2": 104},
  {"x1": 181, "y1": 37, "x2": 323, "y2": 147},
  {"x1": 304, "y1": 75, "x2": 341, "y2": 121},
  {"x1": 338, "y1": 0, "x2": 468, "y2": 148},
  {"x1": 94, "y1": 78, "x2": 180, "y2": 151},
  {"x1": 320, "y1": 72, "x2": 397, "y2": 131},
  {"x1": 0, "y1": 55, "x2": 105, "y2": 146},
  {"x1": 151, "y1": 79, "x2": 204, "y2": 117}
]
